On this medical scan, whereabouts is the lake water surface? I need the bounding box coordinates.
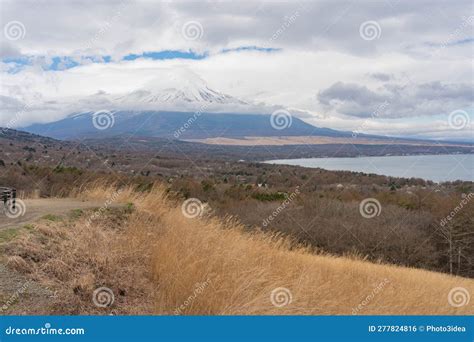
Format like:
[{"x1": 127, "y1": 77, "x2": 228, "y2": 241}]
[{"x1": 266, "y1": 154, "x2": 474, "y2": 182}]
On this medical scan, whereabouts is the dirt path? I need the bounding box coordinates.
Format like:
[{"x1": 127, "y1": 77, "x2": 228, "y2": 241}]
[
  {"x1": 0, "y1": 198, "x2": 118, "y2": 314},
  {"x1": 0, "y1": 264, "x2": 56, "y2": 315},
  {"x1": 0, "y1": 198, "x2": 108, "y2": 230}
]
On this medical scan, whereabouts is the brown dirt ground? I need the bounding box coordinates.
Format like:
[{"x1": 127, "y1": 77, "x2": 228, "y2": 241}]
[
  {"x1": 0, "y1": 198, "x2": 114, "y2": 315},
  {"x1": 0, "y1": 199, "x2": 107, "y2": 230}
]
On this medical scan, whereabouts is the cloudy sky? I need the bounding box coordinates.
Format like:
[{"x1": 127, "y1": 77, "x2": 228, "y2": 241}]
[{"x1": 0, "y1": 0, "x2": 473, "y2": 140}]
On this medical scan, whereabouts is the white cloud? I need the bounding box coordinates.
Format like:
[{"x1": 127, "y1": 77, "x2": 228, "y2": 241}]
[{"x1": 0, "y1": 0, "x2": 472, "y2": 140}]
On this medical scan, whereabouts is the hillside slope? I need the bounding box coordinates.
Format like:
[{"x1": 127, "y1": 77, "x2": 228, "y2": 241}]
[
  {"x1": 24, "y1": 111, "x2": 349, "y2": 140},
  {"x1": 2, "y1": 184, "x2": 472, "y2": 315}
]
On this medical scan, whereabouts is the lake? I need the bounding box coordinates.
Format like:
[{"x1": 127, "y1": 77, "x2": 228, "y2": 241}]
[{"x1": 265, "y1": 154, "x2": 474, "y2": 183}]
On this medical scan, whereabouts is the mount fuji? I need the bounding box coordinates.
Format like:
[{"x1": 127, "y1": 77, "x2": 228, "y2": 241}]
[
  {"x1": 111, "y1": 69, "x2": 250, "y2": 109},
  {"x1": 22, "y1": 69, "x2": 351, "y2": 141}
]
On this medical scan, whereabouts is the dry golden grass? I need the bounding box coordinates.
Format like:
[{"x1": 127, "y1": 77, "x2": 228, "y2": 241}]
[{"x1": 4, "y1": 183, "x2": 473, "y2": 315}]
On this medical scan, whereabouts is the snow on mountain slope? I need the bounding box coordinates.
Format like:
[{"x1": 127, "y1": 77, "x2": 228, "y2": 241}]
[
  {"x1": 115, "y1": 85, "x2": 247, "y2": 106},
  {"x1": 8, "y1": 68, "x2": 311, "y2": 132},
  {"x1": 112, "y1": 68, "x2": 249, "y2": 109}
]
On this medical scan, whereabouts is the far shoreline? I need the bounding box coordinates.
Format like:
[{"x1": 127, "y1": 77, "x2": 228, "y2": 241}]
[{"x1": 264, "y1": 153, "x2": 474, "y2": 183}]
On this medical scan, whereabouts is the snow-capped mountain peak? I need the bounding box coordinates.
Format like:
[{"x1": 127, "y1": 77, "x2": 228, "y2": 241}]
[
  {"x1": 113, "y1": 67, "x2": 248, "y2": 107},
  {"x1": 115, "y1": 84, "x2": 247, "y2": 106},
  {"x1": 36, "y1": 68, "x2": 284, "y2": 116}
]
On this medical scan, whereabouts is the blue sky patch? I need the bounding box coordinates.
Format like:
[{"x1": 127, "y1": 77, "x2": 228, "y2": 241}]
[
  {"x1": 123, "y1": 50, "x2": 208, "y2": 61},
  {"x1": 221, "y1": 46, "x2": 281, "y2": 53},
  {"x1": 2, "y1": 47, "x2": 278, "y2": 73}
]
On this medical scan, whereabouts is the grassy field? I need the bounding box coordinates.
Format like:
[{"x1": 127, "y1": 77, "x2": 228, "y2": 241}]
[{"x1": 2, "y1": 183, "x2": 472, "y2": 315}]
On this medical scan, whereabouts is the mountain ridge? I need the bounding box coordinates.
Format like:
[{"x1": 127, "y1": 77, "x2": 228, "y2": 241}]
[{"x1": 24, "y1": 110, "x2": 353, "y2": 140}]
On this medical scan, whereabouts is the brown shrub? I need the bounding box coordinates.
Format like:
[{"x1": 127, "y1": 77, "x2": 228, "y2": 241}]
[{"x1": 3, "y1": 183, "x2": 473, "y2": 315}]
